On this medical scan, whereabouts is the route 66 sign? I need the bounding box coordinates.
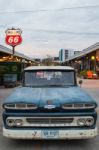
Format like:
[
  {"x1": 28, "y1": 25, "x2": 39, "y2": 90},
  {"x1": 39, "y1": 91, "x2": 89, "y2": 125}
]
[{"x1": 5, "y1": 28, "x2": 22, "y2": 46}]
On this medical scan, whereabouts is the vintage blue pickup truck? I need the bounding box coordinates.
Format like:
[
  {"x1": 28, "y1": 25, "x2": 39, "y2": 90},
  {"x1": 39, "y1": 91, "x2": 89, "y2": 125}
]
[{"x1": 2, "y1": 66, "x2": 98, "y2": 139}]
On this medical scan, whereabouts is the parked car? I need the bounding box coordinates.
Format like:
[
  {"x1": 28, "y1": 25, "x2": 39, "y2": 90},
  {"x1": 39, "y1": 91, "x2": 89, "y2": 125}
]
[
  {"x1": 2, "y1": 66, "x2": 98, "y2": 139},
  {"x1": 3, "y1": 74, "x2": 17, "y2": 88}
]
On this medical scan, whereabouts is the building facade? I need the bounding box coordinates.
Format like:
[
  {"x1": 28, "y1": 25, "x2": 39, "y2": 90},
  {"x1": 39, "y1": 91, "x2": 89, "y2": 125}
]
[
  {"x1": 62, "y1": 42, "x2": 99, "y2": 75},
  {"x1": 59, "y1": 49, "x2": 74, "y2": 62}
]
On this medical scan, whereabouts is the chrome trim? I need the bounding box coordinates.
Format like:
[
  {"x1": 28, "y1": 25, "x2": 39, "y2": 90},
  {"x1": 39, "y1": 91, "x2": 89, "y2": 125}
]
[
  {"x1": 62, "y1": 103, "x2": 96, "y2": 109},
  {"x1": 6, "y1": 116, "x2": 94, "y2": 127},
  {"x1": 4, "y1": 103, "x2": 37, "y2": 110},
  {"x1": 6, "y1": 119, "x2": 15, "y2": 127},
  {"x1": 85, "y1": 118, "x2": 94, "y2": 126}
]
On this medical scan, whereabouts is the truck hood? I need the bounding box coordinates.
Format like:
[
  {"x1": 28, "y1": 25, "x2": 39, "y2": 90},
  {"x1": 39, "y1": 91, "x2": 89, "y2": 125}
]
[{"x1": 4, "y1": 86, "x2": 96, "y2": 106}]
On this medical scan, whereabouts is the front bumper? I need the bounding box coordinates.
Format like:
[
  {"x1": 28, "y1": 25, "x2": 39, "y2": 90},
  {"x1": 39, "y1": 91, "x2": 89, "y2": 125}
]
[{"x1": 3, "y1": 127, "x2": 98, "y2": 139}]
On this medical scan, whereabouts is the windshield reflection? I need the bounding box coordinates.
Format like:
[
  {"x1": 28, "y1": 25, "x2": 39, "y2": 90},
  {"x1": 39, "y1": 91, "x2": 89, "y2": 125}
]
[{"x1": 24, "y1": 71, "x2": 75, "y2": 87}]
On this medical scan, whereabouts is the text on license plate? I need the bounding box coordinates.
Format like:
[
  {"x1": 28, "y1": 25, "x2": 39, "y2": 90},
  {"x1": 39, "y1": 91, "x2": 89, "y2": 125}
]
[{"x1": 42, "y1": 130, "x2": 59, "y2": 139}]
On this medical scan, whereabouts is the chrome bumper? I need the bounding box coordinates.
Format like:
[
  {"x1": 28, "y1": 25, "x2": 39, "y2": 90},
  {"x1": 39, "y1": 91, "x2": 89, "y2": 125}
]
[{"x1": 3, "y1": 127, "x2": 98, "y2": 139}]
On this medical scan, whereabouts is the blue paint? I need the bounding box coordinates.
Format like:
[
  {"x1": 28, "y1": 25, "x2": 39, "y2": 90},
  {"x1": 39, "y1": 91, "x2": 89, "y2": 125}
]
[{"x1": 3, "y1": 86, "x2": 97, "y2": 107}]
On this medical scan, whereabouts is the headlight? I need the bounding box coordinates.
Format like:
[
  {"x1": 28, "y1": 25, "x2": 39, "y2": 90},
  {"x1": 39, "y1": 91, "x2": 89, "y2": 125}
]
[
  {"x1": 6, "y1": 118, "x2": 15, "y2": 127},
  {"x1": 3, "y1": 103, "x2": 38, "y2": 110},
  {"x1": 85, "y1": 118, "x2": 94, "y2": 126},
  {"x1": 77, "y1": 118, "x2": 86, "y2": 126},
  {"x1": 77, "y1": 117, "x2": 94, "y2": 126},
  {"x1": 6, "y1": 118, "x2": 23, "y2": 127},
  {"x1": 14, "y1": 119, "x2": 23, "y2": 127}
]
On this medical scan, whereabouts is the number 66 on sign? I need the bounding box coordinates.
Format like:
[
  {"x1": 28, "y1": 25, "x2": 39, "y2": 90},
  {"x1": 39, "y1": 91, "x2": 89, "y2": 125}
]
[
  {"x1": 6, "y1": 35, "x2": 22, "y2": 46},
  {"x1": 5, "y1": 28, "x2": 22, "y2": 46}
]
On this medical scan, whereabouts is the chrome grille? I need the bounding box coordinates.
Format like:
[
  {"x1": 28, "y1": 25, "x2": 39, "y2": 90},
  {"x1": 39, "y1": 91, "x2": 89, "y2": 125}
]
[
  {"x1": 26, "y1": 117, "x2": 73, "y2": 125},
  {"x1": 4, "y1": 103, "x2": 37, "y2": 110},
  {"x1": 15, "y1": 104, "x2": 26, "y2": 109},
  {"x1": 73, "y1": 104, "x2": 83, "y2": 108},
  {"x1": 6, "y1": 116, "x2": 94, "y2": 127},
  {"x1": 62, "y1": 103, "x2": 95, "y2": 109}
]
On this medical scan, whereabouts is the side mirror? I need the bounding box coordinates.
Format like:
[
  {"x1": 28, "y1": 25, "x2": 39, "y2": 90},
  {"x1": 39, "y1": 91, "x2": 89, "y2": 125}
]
[{"x1": 78, "y1": 80, "x2": 83, "y2": 87}]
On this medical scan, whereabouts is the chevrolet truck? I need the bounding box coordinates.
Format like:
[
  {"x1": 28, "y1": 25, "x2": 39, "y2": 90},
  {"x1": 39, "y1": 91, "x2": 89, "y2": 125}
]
[{"x1": 2, "y1": 66, "x2": 98, "y2": 139}]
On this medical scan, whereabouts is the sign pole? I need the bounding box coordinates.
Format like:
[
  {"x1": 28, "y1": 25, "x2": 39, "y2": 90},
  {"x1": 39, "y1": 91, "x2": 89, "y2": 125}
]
[{"x1": 12, "y1": 46, "x2": 15, "y2": 61}]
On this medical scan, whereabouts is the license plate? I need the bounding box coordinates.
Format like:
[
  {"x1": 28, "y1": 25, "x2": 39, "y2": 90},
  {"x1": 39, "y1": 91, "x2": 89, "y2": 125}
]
[{"x1": 42, "y1": 130, "x2": 59, "y2": 139}]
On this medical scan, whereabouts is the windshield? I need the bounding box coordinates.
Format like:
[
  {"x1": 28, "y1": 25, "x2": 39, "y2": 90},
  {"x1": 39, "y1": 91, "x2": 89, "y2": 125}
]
[{"x1": 24, "y1": 70, "x2": 75, "y2": 87}]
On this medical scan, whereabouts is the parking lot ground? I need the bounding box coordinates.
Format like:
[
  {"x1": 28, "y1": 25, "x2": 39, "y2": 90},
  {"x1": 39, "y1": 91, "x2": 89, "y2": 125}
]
[
  {"x1": 0, "y1": 80, "x2": 99, "y2": 150},
  {"x1": 81, "y1": 79, "x2": 99, "y2": 89}
]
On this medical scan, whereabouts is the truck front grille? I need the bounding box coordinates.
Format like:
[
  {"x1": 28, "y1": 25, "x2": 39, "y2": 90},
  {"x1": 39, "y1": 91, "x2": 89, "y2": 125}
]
[
  {"x1": 26, "y1": 117, "x2": 73, "y2": 125},
  {"x1": 23, "y1": 116, "x2": 75, "y2": 127},
  {"x1": 6, "y1": 116, "x2": 94, "y2": 127}
]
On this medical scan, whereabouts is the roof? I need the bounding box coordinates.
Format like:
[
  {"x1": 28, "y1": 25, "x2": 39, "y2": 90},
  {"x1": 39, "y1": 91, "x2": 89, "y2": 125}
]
[
  {"x1": 24, "y1": 66, "x2": 74, "y2": 71},
  {"x1": 65, "y1": 42, "x2": 99, "y2": 62},
  {"x1": 0, "y1": 45, "x2": 34, "y2": 61}
]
